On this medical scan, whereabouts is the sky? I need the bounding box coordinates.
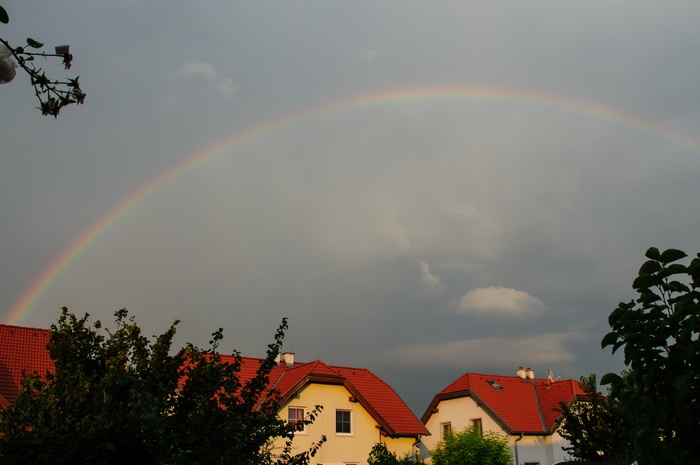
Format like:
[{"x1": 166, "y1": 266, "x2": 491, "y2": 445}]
[{"x1": 2, "y1": 0, "x2": 700, "y2": 414}]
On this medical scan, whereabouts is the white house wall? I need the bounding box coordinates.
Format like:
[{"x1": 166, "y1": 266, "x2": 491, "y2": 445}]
[{"x1": 511, "y1": 431, "x2": 571, "y2": 465}]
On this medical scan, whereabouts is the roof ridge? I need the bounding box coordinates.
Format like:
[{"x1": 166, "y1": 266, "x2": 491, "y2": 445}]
[
  {"x1": 531, "y1": 380, "x2": 548, "y2": 431},
  {"x1": 324, "y1": 363, "x2": 376, "y2": 376},
  {"x1": 0, "y1": 323, "x2": 52, "y2": 332}
]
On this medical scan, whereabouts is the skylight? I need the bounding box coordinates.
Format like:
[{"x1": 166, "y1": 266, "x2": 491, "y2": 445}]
[{"x1": 486, "y1": 380, "x2": 503, "y2": 390}]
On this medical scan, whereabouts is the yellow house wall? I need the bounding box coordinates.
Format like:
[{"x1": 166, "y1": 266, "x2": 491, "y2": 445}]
[
  {"x1": 421, "y1": 396, "x2": 572, "y2": 465},
  {"x1": 276, "y1": 383, "x2": 417, "y2": 465}
]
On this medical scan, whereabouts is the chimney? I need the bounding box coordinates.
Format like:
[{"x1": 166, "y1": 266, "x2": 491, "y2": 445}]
[
  {"x1": 274, "y1": 353, "x2": 281, "y2": 365},
  {"x1": 516, "y1": 366, "x2": 526, "y2": 379},
  {"x1": 282, "y1": 352, "x2": 295, "y2": 368},
  {"x1": 526, "y1": 367, "x2": 534, "y2": 380}
]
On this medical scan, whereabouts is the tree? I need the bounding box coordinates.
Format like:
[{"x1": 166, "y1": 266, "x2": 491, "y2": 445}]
[
  {"x1": 0, "y1": 308, "x2": 325, "y2": 465},
  {"x1": 0, "y1": 5, "x2": 85, "y2": 116},
  {"x1": 368, "y1": 443, "x2": 400, "y2": 465},
  {"x1": 367, "y1": 442, "x2": 422, "y2": 465},
  {"x1": 556, "y1": 374, "x2": 634, "y2": 462},
  {"x1": 430, "y1": 427, "x2": 511, "y2": 465},
  {"x1": 601, "y1": 247, "x2": 700, "y2": 465}
]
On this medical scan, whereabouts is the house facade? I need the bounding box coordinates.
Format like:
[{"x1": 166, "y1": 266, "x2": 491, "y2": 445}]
[
  {"x1": 234, "y1": 353, "x2": 429, "y2": 464},
  {"x1": 0, "y1": 323, "x2": 427, "y2": 464},
  {"x1": 420, "y1": 368, "x2": 585, "y2": 465}
]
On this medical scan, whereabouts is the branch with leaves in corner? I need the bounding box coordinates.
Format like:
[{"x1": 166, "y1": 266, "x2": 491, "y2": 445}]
[
  {"x1": 0, "y1": 5, "x2": 85, "y2": 117},
  {"x1": 601, "y1": 247, "x2": 700, "y2": 465}
]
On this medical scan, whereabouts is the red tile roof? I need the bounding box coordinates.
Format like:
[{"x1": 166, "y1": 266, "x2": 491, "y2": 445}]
[
  {"x1": 422, "y1": 372, "x2": 585, "y2": 435},
  {"x1": 0, "y1": 325, "x2": 426, "y2": 437},
  {"x1": 0, "y1": 324, "x2": 53, "y2": 406}
]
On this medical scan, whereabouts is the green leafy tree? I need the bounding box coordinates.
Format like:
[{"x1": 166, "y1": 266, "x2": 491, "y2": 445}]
[
  {"x1": 368, "y1": 442, "x2": 422, "y2": 465},
  {"x1": 557, "y1": 374, "x2": 634, "y2": 462},
  {"x1": 0, "y1": 308, "x2": 325, "y2": 465},
  {"x1": 1, "y1": 5, "x2": 85, "y2": 116},
  {"x1": 601, "y1": 247, "x2": 700, "y2": 465},
  {"x1": 430, "y1": 427, "x2": 511, "y2": 465}
]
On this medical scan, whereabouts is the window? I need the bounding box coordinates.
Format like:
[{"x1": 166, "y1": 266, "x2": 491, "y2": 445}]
[
  {"x1": 440, "y1": 422, "x2": 452, "y2": 438},
  {"x1": 288, "y1": 407, "x2": 305, "y2": 432},
  {"x1": 470, "y1": 418, "x2": 482, "y2": 434},
  {"x1": 336, "y1": 409, "x2": 352, "y2": 434}
]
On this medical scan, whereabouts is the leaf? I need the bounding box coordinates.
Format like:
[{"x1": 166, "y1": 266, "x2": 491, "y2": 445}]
[
  {"x1": 660, "y1": 248, "x2": 687, "y2": 265},
  {"x1": 658, "y1": 263, "x2": 688, "y2": 279},
  {"x1": 639, "y1": 259, "x2": 662, "y2": 275},
  {"x1": 600, "y1": 372, "x2": 622, "y2": 386},
  {"x1": 601, "y1": 331, "x2": 619, "y2": 349},
  {"x1": 26, "y1": 38, "x2": 44, "y2": 48},
  {"x1": 665, "y1": 280, "x2": 690, "y2": 294},
  {"x1": 607, "y1": 306, "x2": 627, "y2": 325},
  {"x1": 645, "y1": 247, "x2": 661, "y2": 261},
  {"x1": 0, "y1": 5, "x2": 8, "y2": 23},
  {"x1": 625, "y1": 332, "x2": 647, "y2": 345},
  {"x1": 632, "y1": 273, "x2": 656, "y2": 290}
]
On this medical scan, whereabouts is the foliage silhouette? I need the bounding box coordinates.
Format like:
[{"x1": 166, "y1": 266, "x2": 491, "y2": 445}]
[
  {"x1": 0, "y1": 5, "x2": 84, "y2": 116},
  {"x1": 601, "y1": 247, "x2": 700, "y2": 465},
  {"x1": 0, "y1": 308, "x2": 325, "y2": 465},
  {"x1": 557, "y1": 373, "x2": 634, "y2": 462}
]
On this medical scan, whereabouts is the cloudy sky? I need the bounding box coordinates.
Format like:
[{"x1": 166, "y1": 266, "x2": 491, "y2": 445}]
[{"x1": 2, "y1": 1, "x2": 700, "y2": 413}]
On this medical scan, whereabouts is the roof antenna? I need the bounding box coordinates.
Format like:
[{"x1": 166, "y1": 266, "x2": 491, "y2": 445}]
[{"x1": 546, "y1": 369, "x2": 560, "y2": 384}]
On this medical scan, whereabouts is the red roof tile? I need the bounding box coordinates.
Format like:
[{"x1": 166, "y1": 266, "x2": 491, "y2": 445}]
[
  {"x1": 423, "y1": 372, "x2": 585, "y2": 434},
  {"x1": 0, "y1": 324, "x2": 53, "y2": 406},
  {"x1": 334, "y1": 365, "x2": 429, "y2": 436},
  {"x1": 536, "y1": 378, "x2": 586, "y2": 430}
]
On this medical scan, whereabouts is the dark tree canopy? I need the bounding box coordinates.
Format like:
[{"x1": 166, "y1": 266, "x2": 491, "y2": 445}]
[
  {"x1": 0, "y1": 308, "x2": 325, "y2": 465},
  {"x1": 556, "y1": 374, "x2": 634, "y2": 463},
  {"x1": 601, "y1": 247, "x2": 700, "y2": 465}
]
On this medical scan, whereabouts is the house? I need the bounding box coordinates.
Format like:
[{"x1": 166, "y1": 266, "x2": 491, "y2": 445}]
[
  {"x1": 230, "y1": 352, "x2": 429, "y2": 464},
  {"x1": 0, "y1": 324, "x2": 53, "y2": 410},
  {"x1": 420, "y1": 368, "x2": 585, "y2": 465},
  {"x1": 0, "y1": 323, "x2": 427, "y2": 464}
]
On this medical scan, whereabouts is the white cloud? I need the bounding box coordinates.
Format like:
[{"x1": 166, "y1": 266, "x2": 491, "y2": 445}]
[
  {"x1": 174, "y1": 62, "x2": 235, "y2": 99},
  {"x1": 378, "y1": 331, "x2": 585, "y2": 371},
  {"x1": 456, "y1": 287, "x2": 544, "y2": 318},
  {"x1": 419, "y1": 260, "x2": 444, "y2": 294},
  {"x1": 216, "y1": 78, "x2": 236, "y2": 99}
]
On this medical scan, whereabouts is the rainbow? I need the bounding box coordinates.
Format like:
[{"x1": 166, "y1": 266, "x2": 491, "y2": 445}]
[{"x1": 5, "y1": 84, "x2": 700, "y2": 325}]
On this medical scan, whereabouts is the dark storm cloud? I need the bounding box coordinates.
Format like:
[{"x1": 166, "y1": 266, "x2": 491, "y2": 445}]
[{"x1": 2, "y1": 0, "x2": 700, "y2": 413}]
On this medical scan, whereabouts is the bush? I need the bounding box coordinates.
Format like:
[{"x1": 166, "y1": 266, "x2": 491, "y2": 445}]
[{"x1": 430, "y1": 427, "x2": 511, "y2": 465}]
